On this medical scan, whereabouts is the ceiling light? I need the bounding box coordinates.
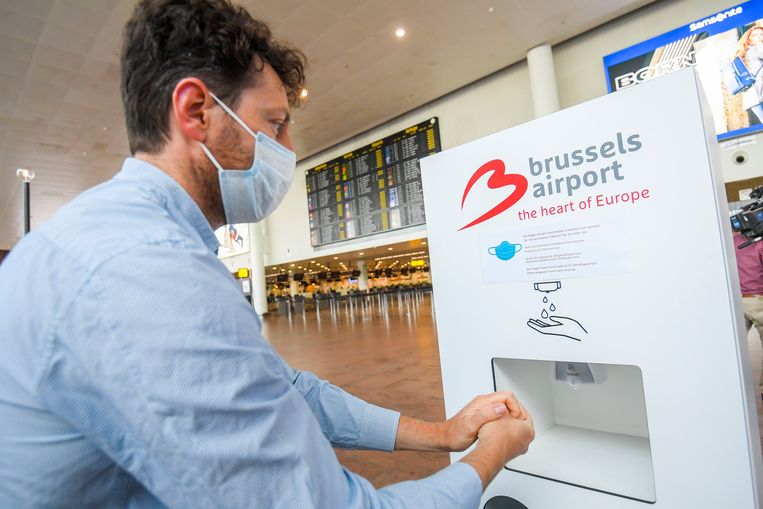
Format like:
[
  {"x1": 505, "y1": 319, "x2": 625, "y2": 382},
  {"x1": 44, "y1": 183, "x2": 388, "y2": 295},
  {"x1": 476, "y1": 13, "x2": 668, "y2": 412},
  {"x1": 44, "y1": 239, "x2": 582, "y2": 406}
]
[
  {"x1": 359, "y1": 252, "x2": 364, "y2": 255},
  {"x1": 489, "y1": 7, "x2": 494, "y2": 13},
  {"x1": 290, "y1": 264, "x2": 295, "y2": 267},
  {"x1": 395, "y1": 27, "x2": 406, "y2": 38},
  {"x1": 300, "y1": 88, "x2": 309, "y2": 99},
  {"x1": 333, "y1": 256, "x2": 338, "y2": 259},
  {"x1": 387, "y1": 247, "x2": 393, "y2": 251},
  {"x1": 422, "y1": 241, "x2": 427, "y2": 245},
  {"x1": 16, "y1": 168, "x2": 35, "y2": 183}
]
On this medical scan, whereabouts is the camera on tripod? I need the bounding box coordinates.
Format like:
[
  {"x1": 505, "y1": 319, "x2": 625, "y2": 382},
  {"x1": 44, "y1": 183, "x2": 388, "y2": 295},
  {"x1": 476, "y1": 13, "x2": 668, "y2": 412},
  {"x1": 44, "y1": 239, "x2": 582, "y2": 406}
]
[{"x1": 731, "y1": 186, "x2": 763, "y2": 249}]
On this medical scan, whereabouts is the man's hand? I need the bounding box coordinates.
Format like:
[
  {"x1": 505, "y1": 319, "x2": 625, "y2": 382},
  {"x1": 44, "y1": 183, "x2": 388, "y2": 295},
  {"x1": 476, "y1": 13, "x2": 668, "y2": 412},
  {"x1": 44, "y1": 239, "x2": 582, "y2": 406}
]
[
  {"x1": 476, "y1": 407, "x2": 534, "y2": 458},
  {"x1": 441, "y1": 391, "x2": 527, "y2": 452},
  {"x1": 393, "y1": 391, "x2": 527, "y2": 452},
  {"x1": 461, "y1": 405, "x2": 535, "y2": 489}
]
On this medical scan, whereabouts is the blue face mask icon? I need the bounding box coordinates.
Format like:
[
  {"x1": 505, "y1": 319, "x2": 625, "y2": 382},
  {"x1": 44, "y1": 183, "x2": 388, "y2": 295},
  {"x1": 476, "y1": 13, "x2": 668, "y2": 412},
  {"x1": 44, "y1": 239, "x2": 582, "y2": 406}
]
[{"x1": 488, "y1": 241, "x2": 522, "y2": 261}]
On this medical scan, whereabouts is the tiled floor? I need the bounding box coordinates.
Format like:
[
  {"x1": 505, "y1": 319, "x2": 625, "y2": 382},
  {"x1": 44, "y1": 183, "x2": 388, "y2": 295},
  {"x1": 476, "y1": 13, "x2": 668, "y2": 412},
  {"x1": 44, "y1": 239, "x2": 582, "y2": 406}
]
[{"x1": 262, "y1": 293, "x2": 763, "y2": 489}]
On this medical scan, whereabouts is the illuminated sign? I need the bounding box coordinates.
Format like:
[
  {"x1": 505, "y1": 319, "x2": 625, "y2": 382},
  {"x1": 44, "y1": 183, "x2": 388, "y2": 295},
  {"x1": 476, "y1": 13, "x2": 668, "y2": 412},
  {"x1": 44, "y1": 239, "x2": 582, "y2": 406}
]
[{"x1": 604, "y1": 0, "x2": 763, "y2": 141}]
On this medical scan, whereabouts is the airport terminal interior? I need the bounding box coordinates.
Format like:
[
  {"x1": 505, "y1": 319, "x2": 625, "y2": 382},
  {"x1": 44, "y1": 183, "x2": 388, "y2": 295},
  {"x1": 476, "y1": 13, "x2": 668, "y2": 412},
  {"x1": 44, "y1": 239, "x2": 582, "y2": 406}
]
[{"x1": 4, "y1": 0, "x2": 763, "y2": 507}]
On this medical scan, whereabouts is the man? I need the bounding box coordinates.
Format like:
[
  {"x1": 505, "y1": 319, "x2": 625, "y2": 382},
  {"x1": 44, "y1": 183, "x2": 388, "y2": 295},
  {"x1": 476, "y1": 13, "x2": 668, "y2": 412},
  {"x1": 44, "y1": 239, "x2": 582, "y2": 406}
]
[
  {"x1": 734, "y1": 230, "x2": 763, "y2": 392},
  {"x1": 0, "y1": 1, "x2": 534, "y2": 507}
]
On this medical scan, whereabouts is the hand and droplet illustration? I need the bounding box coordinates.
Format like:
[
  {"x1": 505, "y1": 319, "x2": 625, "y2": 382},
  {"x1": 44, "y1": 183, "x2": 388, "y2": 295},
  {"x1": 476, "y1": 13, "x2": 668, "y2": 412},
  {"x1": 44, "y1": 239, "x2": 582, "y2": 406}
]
[{"x1": 528, "y1": 281, "x2": 588, "y2": 341}]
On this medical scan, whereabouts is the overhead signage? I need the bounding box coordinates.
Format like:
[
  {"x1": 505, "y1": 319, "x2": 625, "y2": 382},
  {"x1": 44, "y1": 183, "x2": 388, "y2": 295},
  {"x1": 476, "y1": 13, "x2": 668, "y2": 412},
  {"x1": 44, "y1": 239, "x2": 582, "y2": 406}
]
[{"x1": 305, "y1": 118, "x2": 441, "y2": 247}]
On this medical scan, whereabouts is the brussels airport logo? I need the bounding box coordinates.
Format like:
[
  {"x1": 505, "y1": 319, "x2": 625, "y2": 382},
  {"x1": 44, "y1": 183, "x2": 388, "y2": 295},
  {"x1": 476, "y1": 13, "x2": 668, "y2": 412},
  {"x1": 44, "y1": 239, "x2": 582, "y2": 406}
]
[
  {"x1": 459, "y1": 132, "x2": 643, "y2": 230},
  {"x1": 459, "y1": 159, "x2": 528, "y2": 230}
]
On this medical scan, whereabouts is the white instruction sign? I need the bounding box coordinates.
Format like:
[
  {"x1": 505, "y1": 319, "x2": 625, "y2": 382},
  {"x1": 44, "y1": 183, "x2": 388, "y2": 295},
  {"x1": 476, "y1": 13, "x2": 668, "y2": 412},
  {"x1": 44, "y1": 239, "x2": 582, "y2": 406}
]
[{"x1": 480, "y1": 218, "x2": 632, "y2": 284}]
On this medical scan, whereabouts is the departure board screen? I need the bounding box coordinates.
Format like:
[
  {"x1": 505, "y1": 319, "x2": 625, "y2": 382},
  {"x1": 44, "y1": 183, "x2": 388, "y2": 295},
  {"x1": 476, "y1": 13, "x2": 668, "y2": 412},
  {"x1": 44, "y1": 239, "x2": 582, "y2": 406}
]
[{"x1": 306, "y1": 117, "x2": 441, "y2": 247}]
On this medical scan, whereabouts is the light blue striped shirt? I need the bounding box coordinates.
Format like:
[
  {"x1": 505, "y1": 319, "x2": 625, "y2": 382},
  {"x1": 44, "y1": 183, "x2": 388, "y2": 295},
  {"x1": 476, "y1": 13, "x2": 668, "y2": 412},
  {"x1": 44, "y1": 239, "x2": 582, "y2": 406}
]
[{"x1": 0, "y1": 158, "x2": 482, "y2": 508}]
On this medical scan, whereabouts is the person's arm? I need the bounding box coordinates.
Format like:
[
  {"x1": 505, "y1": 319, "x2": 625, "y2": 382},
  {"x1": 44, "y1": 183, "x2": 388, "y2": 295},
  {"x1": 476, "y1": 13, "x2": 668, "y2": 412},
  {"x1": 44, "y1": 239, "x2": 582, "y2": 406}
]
[
  {"x1": 288, "y1": 367, "x2": 400, "y2": 451},
  {"x1": 288, "y1": 364, "x2": 525, "y2": 453},
  {"x1": 42, "y1": 241, "x2": 503, "y2": 508}
]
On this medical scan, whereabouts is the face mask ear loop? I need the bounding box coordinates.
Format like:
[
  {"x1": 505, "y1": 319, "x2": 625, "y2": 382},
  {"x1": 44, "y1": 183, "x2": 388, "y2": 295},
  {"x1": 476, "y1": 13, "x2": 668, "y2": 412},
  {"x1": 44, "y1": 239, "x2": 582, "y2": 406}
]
[
  {"x1": 199, "y1": 143, "x2": 226, "y2": 173},
  {"x1": 209, "y1": 92, "x2": 258, "y2": 139}
]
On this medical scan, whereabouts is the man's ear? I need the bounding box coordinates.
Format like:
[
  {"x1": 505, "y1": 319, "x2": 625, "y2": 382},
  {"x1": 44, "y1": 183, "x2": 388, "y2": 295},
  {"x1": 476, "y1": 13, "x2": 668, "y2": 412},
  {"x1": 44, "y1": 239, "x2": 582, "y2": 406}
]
[{"x1": 171, "y1": 78, "x2": 215, "y2": 143}]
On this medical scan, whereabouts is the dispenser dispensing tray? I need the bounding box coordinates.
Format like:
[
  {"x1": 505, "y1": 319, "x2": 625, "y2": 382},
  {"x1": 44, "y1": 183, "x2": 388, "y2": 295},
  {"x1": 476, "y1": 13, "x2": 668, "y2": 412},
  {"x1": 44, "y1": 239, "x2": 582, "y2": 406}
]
[
  {"x1": 493, "y1": 357, "x2": 656, "y2": 503},
  {"x1": 507, "y1": 425, "x2": 654, "y2": 503}
]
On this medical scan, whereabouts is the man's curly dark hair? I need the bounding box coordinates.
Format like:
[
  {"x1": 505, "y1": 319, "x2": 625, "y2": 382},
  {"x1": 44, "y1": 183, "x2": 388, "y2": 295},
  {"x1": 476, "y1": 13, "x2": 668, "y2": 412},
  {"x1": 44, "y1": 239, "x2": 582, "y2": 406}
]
[{"x1": 121, "y1": 0, "x2": 306, "y2": 154}]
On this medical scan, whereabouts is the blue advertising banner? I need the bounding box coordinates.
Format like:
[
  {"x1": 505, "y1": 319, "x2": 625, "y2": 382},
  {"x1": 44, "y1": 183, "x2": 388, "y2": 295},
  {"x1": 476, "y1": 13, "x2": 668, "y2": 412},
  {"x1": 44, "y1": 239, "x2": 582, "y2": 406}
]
[{"x1": 604, "y1": 1, "x2": 763, "y2": 140}]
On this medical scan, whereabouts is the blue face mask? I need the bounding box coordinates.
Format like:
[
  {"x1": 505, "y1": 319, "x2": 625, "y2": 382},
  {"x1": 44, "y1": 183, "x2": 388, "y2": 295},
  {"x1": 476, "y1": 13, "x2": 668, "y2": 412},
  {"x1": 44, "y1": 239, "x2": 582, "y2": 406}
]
[
  {"x1": 488, "y1": 241, "x2": 522, "y2": 261},
  {"x1": 199, "y1": 93, "x2": 297, "y2": 224}
]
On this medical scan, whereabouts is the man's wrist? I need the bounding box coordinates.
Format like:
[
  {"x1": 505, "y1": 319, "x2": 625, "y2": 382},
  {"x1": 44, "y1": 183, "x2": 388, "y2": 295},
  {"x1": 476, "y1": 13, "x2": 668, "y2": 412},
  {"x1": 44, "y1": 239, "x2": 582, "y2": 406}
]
[
  {"x1": 418, "y1": 418, "x2": 450, "y2": 451},
  {"x1": 433, "y1": 419, "x2": 450, "y2": 451},
  {"x1": 394, "y1": 416, "x2": 452, "y2": 451}
]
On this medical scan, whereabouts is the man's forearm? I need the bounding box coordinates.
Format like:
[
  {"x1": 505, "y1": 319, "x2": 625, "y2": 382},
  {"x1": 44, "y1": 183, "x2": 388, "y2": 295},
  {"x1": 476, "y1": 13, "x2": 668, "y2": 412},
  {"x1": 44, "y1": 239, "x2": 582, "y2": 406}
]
[
  {"x1": 394, "y1": 415, "x2": 449, "y2": 451},
  {"x1": 459, "y1": 443, "x2": 507, "y2": 489}
]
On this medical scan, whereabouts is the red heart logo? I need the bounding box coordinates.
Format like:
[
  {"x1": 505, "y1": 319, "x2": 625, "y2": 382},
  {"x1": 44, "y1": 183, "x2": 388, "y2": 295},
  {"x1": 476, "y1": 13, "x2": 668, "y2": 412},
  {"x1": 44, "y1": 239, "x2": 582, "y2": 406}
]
[{"x1": 460, "y1": 159, "x2": 528, "y2": 230}]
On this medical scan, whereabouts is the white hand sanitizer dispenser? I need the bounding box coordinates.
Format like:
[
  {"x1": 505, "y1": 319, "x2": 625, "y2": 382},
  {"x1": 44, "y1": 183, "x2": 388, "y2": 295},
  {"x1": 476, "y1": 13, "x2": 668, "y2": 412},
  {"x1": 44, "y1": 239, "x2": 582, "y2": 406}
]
[{"x1": 421, "y1": 68, "x2": 763, "y2": 508}]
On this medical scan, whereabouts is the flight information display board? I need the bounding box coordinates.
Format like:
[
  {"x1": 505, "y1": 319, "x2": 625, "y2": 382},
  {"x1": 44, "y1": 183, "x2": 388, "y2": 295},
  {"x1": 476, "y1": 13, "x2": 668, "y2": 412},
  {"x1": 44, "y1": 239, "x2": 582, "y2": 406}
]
[{"x1": 306, "y1": 117, "x2": 441, "y2": 247}]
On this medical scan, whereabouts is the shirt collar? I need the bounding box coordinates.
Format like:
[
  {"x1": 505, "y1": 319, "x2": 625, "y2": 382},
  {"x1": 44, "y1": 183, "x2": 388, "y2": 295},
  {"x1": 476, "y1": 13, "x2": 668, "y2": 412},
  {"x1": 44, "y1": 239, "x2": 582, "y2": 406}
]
[{"x1": 115, "y1": 157, "x2": 220, "y2": 253}]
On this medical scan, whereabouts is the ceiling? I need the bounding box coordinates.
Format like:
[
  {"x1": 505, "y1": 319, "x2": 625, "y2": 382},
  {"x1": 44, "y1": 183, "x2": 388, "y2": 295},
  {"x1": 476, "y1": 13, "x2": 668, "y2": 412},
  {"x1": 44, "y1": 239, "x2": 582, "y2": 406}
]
[
  {"x1": 265, "y1": 237, "x2": 430, "y2": 278},
  {"x1": 0, "y1": 0, "x2": 655, "y2": 250}
]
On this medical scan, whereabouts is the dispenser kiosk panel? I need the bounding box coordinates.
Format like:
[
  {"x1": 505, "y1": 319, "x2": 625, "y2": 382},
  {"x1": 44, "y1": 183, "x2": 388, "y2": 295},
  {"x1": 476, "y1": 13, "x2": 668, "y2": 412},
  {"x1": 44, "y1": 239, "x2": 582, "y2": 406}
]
[{"x1": 420, "y1": 68, "x2": 763, "y2": 508}]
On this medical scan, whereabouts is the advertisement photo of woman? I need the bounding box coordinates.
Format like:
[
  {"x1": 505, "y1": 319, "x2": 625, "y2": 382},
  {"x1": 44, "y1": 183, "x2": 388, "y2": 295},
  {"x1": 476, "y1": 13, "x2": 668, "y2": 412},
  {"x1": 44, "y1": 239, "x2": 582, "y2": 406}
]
[{"x1": 736, "y1": 24, "x2": 763, "y2": 122}]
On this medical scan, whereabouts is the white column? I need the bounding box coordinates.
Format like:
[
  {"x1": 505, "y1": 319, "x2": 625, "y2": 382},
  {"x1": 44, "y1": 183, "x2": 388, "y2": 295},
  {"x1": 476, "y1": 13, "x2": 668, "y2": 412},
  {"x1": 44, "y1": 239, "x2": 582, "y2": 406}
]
[
  {"x1": 357, "y1": 260, "x2": 368, "y2": 291},
  {"x1": 526, "y1": 43, "x2": 560, "y2": 118},
  {"x1": 248, "y1": 220, "x2": 268, "y2": 316}
]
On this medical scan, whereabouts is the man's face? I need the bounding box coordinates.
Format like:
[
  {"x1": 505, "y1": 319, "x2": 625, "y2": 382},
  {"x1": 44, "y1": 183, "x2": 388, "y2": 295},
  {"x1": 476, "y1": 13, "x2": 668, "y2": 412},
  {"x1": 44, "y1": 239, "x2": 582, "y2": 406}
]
[
  {"x1": 206, "y1": 62, "x2": 293, "y2": 168},
  {"x1": 194, "y1": 61, "x2": 293, "y2": 226}
]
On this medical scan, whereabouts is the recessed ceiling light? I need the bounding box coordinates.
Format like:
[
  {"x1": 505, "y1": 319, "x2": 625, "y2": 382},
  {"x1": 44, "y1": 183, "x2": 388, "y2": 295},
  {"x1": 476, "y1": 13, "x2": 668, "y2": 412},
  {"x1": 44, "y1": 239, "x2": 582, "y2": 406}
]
[
  {"x1": 489, "y1": 7, "x2": 494, "y2": 13},
  {"x1": 290, "y1": 264, "x2": 295, "y2": 267},
  {"x1": 422, "y1": 241, "x2": 427, "y2": 245},
  {"x1": 387, "y1": 247, "x2": 393, "y2": 251},
  {"x1": 16, "y1": 168, "x2": 34, "y2": 182},
  {"x1": 359, "y1": 252, "x2": 364, "y2": 255},
  {"x1": 395, "y1": 27, "x2": 406, "y2": 38},
  {"x1": 333, "y1": 256, "x2": 338, "y2": 259}
]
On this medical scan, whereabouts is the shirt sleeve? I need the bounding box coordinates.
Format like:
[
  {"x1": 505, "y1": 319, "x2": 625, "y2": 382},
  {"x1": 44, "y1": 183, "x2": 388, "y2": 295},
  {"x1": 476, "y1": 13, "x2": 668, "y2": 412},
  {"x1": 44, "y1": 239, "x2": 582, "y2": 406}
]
[
  {"x1": 288, "y1": 367, "x2": 401, "y2": 450},
  {"x1": 38, "y1": 240, "x2": 482, "y2": 509}
]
